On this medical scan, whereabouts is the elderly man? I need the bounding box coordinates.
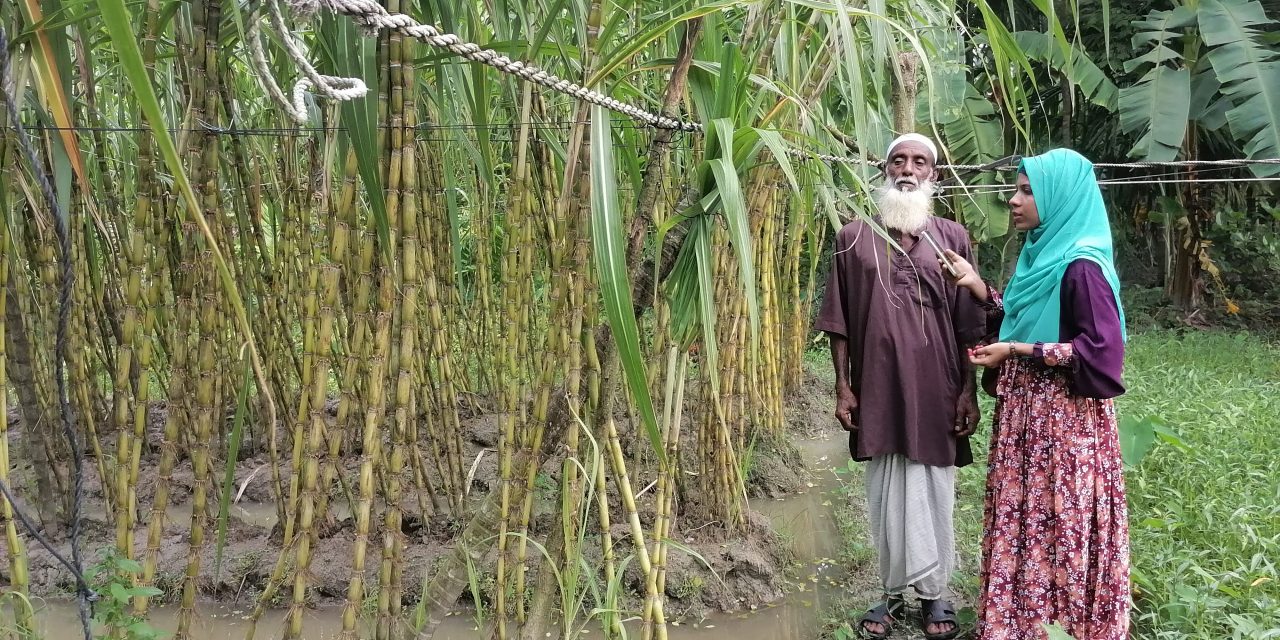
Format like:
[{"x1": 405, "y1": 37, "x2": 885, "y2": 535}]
[{"x1": 814, "y1": 134, "x2": 983, "y2": 639}]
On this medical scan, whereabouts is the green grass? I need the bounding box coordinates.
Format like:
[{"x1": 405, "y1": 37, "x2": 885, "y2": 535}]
[
  {"x1": 1118, "y1": 331, "x2": 1280, "y2": 638},
  {"x1": 823, "y1": 329, "x2": 1280, "y2": 639}
]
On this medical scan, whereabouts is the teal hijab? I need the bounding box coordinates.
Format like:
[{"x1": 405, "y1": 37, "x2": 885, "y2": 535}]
[{"x1": 999, "y1": 148, "x2": 1126, "y2": 344}]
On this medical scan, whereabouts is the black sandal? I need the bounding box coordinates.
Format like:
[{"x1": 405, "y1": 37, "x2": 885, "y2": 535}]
[
  {"x1": 857, "y1": 595, "x2": 905, "y2": 639},
  {"x1": 920, "y1": 598, "x2": 960, "y2": 640}
]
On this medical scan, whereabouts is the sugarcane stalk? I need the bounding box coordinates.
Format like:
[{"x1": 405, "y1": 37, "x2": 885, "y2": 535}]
[
  {"x1": 117, "y1": 32, "x2": 159, "y2": 577},
  {"x1": 593, "y1": 449, "x2": 619, "y2": 639},
  {"x1": 0, "y1": 176, "x2": 33, "y2": 638},
  {"x1": 603, "y1": 414, "x2": 666, "y2": 640},
  {"x1": 68, "y1": 234, "x2": 113, "y2": 537},
  {"x1": 494, "y1": 84, "x2": 538, "y2": 638},
  {"x1": 8, "y1": 238, "x2": 63, "y2": 531},
  {"x1": 660, "y1": 351, "x2": 688, "y2": 589},
  {"x1": 175, "y1": 275, "x2": 223, "y2": 639},
  {"x1": 285, "y1": 265, "x2": 339, "y2": 639},
  {"x1": 337, "y1": 307, "x2": 392, "y2": 640}
]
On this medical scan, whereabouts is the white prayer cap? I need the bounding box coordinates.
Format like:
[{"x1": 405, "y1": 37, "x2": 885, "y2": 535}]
[{"x1": 885, "y1": 133, "x2": 939, "y2": 163}]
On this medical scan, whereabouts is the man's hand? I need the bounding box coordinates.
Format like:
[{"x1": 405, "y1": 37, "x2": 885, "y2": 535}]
[
  {"x1": 954, "y1": 392, "x2": 979, "y2": 436},
  {"x1": 835, "y1": 385, "x2": 859, "y2": 432}
]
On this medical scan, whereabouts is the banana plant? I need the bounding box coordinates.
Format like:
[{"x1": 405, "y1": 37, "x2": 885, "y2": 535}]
[
  {"x1": 1118, "y1": 0, "x2": 1280, "y2": 175},
  {"x1": 1198, "y1": 0, "x2": 1280, "y2": 177},
  {"x1": 941, "y1": 83, "x2": 1008, "y2": 241},
  {"x1": 1117, "y1": 5, "x2": 1196, "y2": 162},
  {"x1": 1012, "y1": 30, "x2": 1119, "y2": 110}
]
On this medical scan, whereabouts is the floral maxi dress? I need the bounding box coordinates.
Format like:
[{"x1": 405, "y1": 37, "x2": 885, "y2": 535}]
[{"x1": 976, "y1": 260, "x2": 1131, "y2": 640}]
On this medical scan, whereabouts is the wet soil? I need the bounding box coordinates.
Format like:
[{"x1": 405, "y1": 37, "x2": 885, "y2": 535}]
[{"x1": 9, "y1": 368, "x2": 898, "y2": 639}]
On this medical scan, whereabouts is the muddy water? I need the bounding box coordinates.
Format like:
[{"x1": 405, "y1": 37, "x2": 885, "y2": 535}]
[{"x1": 30, "y1": 434, "x2": 851, "y2": 640}]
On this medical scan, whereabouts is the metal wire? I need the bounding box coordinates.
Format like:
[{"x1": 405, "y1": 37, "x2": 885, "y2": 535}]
[{"x1": 12, "y1": 119, "x2": 1279, "y2": 178}]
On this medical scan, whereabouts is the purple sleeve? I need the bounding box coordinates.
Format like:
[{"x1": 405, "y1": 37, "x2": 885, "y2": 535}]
[
  {"x1": 950, "y1": 230, "x2": 987, "y2": 346},
  {"x1": 814, "y1": 231, "x2": 848, "y2": 338},
  {"x1": 1060, "y1": 259, "x2": 1126, "y2": 399}
]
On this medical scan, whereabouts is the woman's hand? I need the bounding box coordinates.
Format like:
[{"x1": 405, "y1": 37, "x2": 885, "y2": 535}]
[
  {"x1": 942, "y1": 249, "x2": 986, "y2": 300},
  {"x1": 969, "y1": 342, "x2": 1015, "y2": 367}
]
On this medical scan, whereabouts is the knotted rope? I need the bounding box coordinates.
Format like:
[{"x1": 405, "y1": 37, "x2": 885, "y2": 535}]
[
  {"x1": 256, "y1": 0, "x2": 699, "y2": 131},
  {"x1": 0, "y1": 25, "x2": 97, "y2": 640},
  {"x1": 256, "y1": 1, "x2": 1280, "y2": 173}
]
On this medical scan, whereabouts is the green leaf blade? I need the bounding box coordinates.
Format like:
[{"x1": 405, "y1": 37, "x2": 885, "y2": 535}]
[
  {"x1": 1118, "y1": 66, "x2": 1191, "y2": 161},
  {"x1": 709, "y1": 120, "x2": 759, "y2": 353},
  {"x1": 588, "y1": 106, "x2": 664, "y2": 462},
  {"x1": 1198, "y1": 0, "x2": 1280, "y2": 176}
]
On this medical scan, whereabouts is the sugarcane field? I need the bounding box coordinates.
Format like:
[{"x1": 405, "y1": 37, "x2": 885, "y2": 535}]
[{"x1": 0, "y1": 0, "x2": 1278, "y2": 639}]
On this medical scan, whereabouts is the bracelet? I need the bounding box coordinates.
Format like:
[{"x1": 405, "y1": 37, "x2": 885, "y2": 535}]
[{"x1": 1008, "y1": 342, "x2": 1016, "y2": 358}]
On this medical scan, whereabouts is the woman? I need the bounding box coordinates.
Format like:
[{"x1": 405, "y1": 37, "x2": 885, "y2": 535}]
[{"x1": 941, "y1": 148, "x2": 1130, "y2": 639}]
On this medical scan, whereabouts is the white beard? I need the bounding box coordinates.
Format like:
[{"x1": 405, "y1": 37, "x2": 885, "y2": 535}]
[{"x1": 874, "y1": 180, "x2": 936, "y2": 233}]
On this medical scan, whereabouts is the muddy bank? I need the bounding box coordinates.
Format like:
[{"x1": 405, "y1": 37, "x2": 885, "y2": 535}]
[
  {"x1": 6, "y1": 369, "x2": 839, "y2": 625},
  {"x1": 30, "y1": 429, "x2": 856, "y2": 640}
]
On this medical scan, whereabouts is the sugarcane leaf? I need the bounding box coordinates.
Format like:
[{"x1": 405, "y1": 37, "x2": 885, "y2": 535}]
[
  {"x1": 710, "y1": 119, "x2": 759, "y2": 353},
  {"x1": 214, "y1": 353, "x2": 252, "y2": 582},
  {"x1": 693, "y1": 216, "x2": 720, "y2": 398},
  {"x1": 590, "y1": 0, "x2": 748, "y2": 87},
  {"x1": 752, "y1": 128, "x2": 802, "y2": 195},
  {"x1": 662, "y1": 212, "x2": 706, "y2": 351},
  {"x1": 1022, "y1": 0, "x2": 1073, "y2": 73},
  {"x1": 588, "y1": 106, "x2": 664, "y2": 462},
  {"x1": 16, "y1": 0, "x2": 88, "y2": 197},
  {"x1": 967, "y1": 0, "x2": 1038, "y2": 139},
  {"x1": 317, "y1": 14, "x2": 390, "y2": 256}
]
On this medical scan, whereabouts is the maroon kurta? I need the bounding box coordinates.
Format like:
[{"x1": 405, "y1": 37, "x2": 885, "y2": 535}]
[
  {"x1": 814, "y1": 217, "x2": 985, "y2": 468},
  {"x1": 976, "y1": 259, "x2": 1130, "y2": 639}
]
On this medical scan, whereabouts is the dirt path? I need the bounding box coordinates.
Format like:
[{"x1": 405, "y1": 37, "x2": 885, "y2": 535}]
[{"x1": 781, "y1": 369, "x2": 981, "y2": 640}]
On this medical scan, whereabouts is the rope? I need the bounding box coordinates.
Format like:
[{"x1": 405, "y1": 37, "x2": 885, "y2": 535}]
[
  {"x1": 1094, "y1": 159, "x2": 1280, "y2": 169},
  {"x1": 261, "y1": 0, "x2": 699, "y2": 131},
  {"x1": 253, "y1": 1, "x2": 1280, "y2": 176},
  {"x1": 246, "y1": 0, "x2": 368, "y2": 123},
  {"x1": 937, "y1": 158, "x2": 1280, "y2": 172},
  {"x1": 0, "y1": 26, "x2": 96, "y2": 640},
  {"x1": 939, "y1": 175, "x2": 1280, "y2": 194}
]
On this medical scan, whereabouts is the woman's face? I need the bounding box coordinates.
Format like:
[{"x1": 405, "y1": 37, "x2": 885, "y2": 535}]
[{"x1": 1009, "y1": 172, "x2": 1041, "y2": 231}]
